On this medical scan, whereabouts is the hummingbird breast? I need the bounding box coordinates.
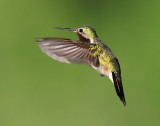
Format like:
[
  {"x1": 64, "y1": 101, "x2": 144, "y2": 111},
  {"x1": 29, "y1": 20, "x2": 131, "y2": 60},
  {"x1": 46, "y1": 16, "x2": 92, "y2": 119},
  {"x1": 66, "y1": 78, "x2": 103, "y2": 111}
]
[
  {"x1": 97, "y1": 41, "x2": 117, "y2": 75},
  {"x1": 98, "y1": 54, "x2": 111, "y2": 75},
  {"x1": 90, "y1": 52, "x2": 112, "y2": 77}
]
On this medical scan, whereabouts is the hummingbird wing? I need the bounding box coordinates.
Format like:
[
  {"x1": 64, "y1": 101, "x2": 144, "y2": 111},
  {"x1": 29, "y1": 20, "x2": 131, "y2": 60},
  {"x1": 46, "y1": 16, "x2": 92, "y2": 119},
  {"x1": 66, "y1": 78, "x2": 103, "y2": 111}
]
[{"x1": 36, "y1": 38, "x2": 100, "y2": 66}]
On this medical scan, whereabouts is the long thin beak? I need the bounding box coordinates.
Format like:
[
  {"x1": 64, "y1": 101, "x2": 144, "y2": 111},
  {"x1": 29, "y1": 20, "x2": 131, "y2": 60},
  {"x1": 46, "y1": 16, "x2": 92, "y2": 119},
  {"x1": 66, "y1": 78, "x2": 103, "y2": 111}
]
[{"x1": 53, "y1": 27, "x2": 76, "y2": 32}]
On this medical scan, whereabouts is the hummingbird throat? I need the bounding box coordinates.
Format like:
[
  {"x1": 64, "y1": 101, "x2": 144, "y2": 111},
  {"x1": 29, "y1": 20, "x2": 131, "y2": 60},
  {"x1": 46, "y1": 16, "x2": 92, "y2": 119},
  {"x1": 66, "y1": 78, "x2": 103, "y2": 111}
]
[{"x1": 77, "y1": 33, "x2": 93, "y2": 43}]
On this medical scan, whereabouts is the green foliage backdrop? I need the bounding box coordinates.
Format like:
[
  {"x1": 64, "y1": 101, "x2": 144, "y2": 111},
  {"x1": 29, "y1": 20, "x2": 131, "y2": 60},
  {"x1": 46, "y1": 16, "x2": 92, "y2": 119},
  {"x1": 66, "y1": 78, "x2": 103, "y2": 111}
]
[{"x1": 0, "y1": 0, "x2": 160, "y2": 126}]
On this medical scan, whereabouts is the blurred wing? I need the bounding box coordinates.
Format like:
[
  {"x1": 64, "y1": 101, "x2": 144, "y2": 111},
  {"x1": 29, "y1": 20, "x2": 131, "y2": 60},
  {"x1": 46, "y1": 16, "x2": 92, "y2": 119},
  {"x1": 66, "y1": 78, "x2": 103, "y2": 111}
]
[{"x1": 36, "y1": 38, "x2": 99, "y2": 66}]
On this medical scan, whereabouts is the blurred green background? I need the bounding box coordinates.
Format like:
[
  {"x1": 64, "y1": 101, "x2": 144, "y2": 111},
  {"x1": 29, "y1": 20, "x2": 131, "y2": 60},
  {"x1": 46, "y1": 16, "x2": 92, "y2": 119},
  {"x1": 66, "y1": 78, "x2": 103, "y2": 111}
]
[{"x1": 0, "y1": 0, "x2": 160, "y2": 126}]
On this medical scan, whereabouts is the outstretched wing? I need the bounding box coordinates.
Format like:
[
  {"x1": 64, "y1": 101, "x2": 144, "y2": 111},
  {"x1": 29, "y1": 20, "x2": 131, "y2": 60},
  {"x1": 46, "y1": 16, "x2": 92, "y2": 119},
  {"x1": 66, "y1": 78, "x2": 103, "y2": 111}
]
[{"x1": 36, "y1": 38, "x2": 99, "y2": 67}]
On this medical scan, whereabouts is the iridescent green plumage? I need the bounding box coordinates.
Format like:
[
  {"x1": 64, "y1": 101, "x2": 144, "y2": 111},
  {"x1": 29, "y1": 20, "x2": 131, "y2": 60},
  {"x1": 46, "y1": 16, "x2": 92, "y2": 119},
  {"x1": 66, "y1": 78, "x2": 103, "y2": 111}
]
[{"x1": 36, "y1": 25, "x2": 126, "y2": 106}]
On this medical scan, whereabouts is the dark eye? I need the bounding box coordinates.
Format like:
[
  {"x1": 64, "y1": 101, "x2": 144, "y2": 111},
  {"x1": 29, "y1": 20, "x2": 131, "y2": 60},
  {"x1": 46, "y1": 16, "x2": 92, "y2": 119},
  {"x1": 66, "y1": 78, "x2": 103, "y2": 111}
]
[{"x1": 79, "y1": 29, "x2": 83, "y2": 32}]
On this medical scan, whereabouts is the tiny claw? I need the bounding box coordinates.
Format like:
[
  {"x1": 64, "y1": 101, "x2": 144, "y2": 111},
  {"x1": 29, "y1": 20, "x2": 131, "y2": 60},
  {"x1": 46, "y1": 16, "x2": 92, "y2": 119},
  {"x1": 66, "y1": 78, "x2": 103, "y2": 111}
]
[{"x1": 100, "y1": 73, "x2": 104, "y2": 77}]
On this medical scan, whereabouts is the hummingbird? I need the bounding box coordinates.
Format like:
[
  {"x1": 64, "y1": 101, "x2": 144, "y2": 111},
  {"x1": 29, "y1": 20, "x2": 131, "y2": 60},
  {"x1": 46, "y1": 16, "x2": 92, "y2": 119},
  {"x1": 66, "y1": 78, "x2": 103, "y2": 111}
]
[{"x1": 36, "y1": 25, "x2": 126, "y2": 106}]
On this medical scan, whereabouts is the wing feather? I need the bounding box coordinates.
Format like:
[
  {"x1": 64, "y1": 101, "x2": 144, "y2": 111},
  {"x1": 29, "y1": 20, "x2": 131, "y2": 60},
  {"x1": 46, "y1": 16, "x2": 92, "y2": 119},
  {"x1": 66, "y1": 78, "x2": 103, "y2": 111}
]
[{"x1": 36, "y1": 38, "x2": 99, "y2": 66}]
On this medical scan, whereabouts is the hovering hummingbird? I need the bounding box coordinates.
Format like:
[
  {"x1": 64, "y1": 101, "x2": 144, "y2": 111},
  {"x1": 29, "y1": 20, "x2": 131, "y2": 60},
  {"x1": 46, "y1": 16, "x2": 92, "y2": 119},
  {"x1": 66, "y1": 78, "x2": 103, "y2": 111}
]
[{"x1": 36, "y1": 25, "x2": 126, "y2": 106}]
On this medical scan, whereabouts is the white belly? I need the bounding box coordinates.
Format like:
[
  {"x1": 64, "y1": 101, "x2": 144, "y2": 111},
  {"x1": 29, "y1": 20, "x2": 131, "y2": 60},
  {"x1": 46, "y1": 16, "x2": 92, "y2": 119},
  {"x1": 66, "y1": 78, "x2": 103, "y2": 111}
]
[{"x1": 91, "y1": 65, "x2": 113, "y2": 83}]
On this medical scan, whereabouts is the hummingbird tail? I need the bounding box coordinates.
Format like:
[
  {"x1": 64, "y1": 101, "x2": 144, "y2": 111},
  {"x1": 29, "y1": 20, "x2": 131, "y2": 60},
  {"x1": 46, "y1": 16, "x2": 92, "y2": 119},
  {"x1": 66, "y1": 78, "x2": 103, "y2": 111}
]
[{"x1": 112, "y1": 72, "x2": 126, "y2": 106}]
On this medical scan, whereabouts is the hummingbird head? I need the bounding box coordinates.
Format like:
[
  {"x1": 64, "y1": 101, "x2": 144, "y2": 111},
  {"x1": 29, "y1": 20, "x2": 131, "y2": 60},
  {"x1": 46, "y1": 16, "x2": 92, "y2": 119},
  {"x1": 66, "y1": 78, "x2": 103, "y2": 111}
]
[
  {"x1": 54, "y1": 25, "x2": 98, "y2": 43},
  {"x1": 74, "y1": 25, "x2": 98, "y2": 43}
]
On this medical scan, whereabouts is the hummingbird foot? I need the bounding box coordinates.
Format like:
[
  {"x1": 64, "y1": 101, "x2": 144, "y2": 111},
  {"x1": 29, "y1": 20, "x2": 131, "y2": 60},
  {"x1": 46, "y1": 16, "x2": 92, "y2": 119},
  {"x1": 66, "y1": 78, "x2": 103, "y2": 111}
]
[{"x1": 100, "y1": 73, "x2": 104, "y2": 77}]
